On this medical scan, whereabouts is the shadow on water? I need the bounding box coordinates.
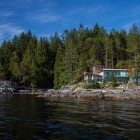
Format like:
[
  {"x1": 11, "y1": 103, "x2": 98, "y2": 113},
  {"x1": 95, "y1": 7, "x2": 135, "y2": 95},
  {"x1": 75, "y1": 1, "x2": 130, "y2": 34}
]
[{"x1": 0, "y1": 94, "x2": 140, "y2": 140}]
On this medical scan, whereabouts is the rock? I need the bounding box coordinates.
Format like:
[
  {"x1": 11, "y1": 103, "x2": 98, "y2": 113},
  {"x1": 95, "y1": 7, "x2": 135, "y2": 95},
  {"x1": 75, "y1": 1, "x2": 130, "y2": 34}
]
[{"x1": 36, "y1": 88, "x2": 140, "y2": 100}]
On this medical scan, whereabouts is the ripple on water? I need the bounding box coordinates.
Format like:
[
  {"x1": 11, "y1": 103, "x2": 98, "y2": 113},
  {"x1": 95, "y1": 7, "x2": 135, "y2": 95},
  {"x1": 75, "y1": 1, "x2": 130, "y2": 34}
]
[{"x1": 0, "y1": 95, "x2": 140, "y2": 139}]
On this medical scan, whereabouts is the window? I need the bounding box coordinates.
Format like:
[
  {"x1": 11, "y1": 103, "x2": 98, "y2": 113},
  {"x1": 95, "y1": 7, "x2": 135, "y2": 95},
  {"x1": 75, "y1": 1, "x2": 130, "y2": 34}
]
[
  {"x1": 105, "y1": 71, "x2": 109, "y2": 76},
  {"x1": 88, "y1": 75, "x2": 92, "y2": 79},
  {"x1": 120, "y1": 72, "x2": 126, "y2": 77},
  {"x1": 115, "y1": 71, "x2": 120, "y2": 76},
  {"x1": 114, "y1": 71, "x2": 117, "y2": 76}
]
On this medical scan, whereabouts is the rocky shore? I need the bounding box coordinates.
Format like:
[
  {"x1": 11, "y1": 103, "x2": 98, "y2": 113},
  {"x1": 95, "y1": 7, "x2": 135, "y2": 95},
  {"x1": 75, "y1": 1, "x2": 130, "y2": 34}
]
[{"x1": 36, "y1": 89, "x2": 140, "y2": 100}]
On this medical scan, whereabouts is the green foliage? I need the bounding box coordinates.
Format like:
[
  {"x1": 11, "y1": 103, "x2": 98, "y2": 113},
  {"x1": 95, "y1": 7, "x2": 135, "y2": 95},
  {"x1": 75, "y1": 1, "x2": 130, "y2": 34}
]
[
  {"x1": 86, "y1": 80, "x2": 101, "y2": 89},
  {"x1": 0, "y1": 32, "x2": 55, "y2": 88},
  {"x1": 115, "y1": 60, "x2": 127, "y2": 69},
  {"x1": 109, "y1": 73, "x2": 118, "y2": 87},
  {"x1": 54, "y1": 45, "x2": 65, "y2": 89},
  {"x1": 0, "y1": 23, "x2": 140, "y2": 88}
]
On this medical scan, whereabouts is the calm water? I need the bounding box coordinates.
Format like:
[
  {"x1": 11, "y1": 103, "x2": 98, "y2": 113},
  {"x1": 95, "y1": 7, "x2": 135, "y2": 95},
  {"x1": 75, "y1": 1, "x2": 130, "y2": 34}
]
[{"x1": 0, "y1": 94, "x2": 140, "y2": 140}]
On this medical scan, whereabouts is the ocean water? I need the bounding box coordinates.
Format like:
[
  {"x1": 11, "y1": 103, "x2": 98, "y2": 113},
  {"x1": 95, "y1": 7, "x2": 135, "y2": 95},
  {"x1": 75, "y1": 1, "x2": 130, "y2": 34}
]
[{"x1": 0, "y1": 94, "x2": 140, "y2": 140}]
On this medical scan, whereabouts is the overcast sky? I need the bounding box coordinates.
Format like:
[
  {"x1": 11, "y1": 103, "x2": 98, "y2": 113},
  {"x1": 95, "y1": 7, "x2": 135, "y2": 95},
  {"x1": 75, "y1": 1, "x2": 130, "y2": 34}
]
[{"x1": 0, "y1": 0, "x2": 140, "y2": 43}]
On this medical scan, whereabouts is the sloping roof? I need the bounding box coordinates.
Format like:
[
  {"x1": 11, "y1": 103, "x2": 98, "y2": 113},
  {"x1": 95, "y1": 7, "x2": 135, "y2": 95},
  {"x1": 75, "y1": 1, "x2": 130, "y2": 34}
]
[
  {"x1": 96, "y1": 68, "x2": 104, "y2": 73},
  {"x1": 84, "y1": 72, "x2": 92, "y2": 76},
  {"x1": 103, "y1": 69, "x2": 128, "y2": 71},
  {"x1": 84, "y1": 72, "x2": 102, "y2": 77}
]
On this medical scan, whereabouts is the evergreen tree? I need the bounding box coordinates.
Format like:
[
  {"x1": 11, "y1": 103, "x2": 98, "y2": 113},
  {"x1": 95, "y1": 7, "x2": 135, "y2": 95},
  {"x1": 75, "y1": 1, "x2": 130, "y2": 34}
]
[
  {"x1": 35, "y1": 37, "x2": 53, "y2": 87},
  {"x1": 0, "y1": 41, "x2": 12, "y2": 79},
  {"x1": 127, "y1": 23, "x2": 140, "y2": 65},
  {"x1": 0, "y1": 23, "x2": 140, "y2": 88},
  {"x1": 109, "y1": 72, "x2": 117, "y2": 87},
  {"x1": 54, "y1": 46, "x2": 65, "y2": 89},
  {"x1": 21, "y1": 36, "x2": 37, "y2": 86}
]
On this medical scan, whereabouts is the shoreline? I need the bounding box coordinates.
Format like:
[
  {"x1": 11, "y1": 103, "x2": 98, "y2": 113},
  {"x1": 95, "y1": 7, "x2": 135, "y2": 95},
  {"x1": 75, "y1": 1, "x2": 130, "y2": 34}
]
[
  {"x1": 36, "y1": 89, "x2": 140, "y2": 100},
  {"x1": 1, "y1": 88, "x2": 140, "y2": 100}
]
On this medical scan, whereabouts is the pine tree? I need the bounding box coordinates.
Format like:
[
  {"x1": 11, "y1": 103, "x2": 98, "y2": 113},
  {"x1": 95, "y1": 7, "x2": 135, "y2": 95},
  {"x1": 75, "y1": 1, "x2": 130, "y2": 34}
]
[
  {"x1": 127, "y1": 23, "x2": 140, "y2": 64},
  {"x1": 21, "y1": 36, "x2": 37, "y2": 86},
  {"x1": 54, "y1": 46, "x2": 65, "y2": 89},
  {"x1": 109, "y1": 72, "x2": 117, "y2": 87}
]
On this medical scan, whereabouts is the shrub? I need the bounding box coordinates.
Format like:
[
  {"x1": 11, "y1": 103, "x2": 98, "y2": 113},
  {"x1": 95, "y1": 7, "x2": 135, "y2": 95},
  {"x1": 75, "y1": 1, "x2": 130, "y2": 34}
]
[
  {"x1": 86, "y1": 80, "x2": 101, "y2": 89},
  {"x1": 109, "y1": 73, "x2": 118, "y2": 87}
]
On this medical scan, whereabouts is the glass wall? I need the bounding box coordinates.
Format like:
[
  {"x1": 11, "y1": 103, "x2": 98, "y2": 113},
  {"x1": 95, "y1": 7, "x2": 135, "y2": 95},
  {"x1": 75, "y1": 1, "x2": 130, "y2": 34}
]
[{"x1": 104, "y1": 70, "x2": 128, "y2": 77}]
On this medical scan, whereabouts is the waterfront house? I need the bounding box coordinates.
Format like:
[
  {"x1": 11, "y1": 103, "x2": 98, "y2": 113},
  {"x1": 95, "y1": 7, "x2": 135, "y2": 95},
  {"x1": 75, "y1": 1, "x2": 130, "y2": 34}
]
[
  {"x1": 84, "y1": 65, "x2": 129, "y2": 83},
  {"x1": 92, "y1": 65, "x2": 106, "y2": 73},
  {"x1": 84, "y1": 65, "x2": 105, "y2": 83},
  {"x1": 0, "y1": 80, "x2": 11, "y2": 92},
  {"x1": 84, "y1": 72, "x2": 102, "y2": 83},
  {"x1": 0, "y1": 80, "x2": 11, "y2": 87},
  {"x1": 99, "y1": 69, "x2": 129, "y2": 83}
]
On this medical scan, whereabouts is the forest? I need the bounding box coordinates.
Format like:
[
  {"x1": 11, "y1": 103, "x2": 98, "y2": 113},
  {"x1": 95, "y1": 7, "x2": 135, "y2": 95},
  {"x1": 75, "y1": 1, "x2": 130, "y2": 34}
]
[{"x1": 0, "y1": 23, "x2": 140, "y2": 89}]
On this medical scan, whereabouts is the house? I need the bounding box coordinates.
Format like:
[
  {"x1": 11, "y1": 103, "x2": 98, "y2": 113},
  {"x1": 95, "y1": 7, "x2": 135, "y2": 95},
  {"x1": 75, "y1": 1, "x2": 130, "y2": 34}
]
[
  {"x1": 84, "y1": 72, "x2": 102, "y2": 83},
  {"x1": 0, "y1": 80, "x2": 12, "y2": 92},
  {"x1": 99, "y1": 69, "x2": 129, "y2": 83},
  {"x1": 0, "y1": 80, "x2": 11, "y2": 88},
  {"x1": 84, "y1": 65, "x2": 105, "y2": 83},
  {"x1": 92, "y1": 65, "x2": 106, "y2": 73},
  {"x1": 84, "y1": 65, "x2": 129, "y2": 83}
]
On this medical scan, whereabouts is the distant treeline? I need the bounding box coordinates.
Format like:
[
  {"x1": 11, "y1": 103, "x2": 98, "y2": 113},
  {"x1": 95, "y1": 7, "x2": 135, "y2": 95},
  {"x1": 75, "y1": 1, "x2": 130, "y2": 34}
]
[{"x1": 0, "y1": 23, "x2": 140, "y2": 88}]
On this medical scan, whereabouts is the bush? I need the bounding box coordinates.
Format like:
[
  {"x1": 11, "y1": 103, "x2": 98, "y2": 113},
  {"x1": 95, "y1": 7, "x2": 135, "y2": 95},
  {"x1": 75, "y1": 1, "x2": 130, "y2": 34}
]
[
  {"x1": 86, "y1": 80, "x2": 101, "y2": 89},
  {"x1": 109, "y1": 73, "x2": 118, "y2": 88}
]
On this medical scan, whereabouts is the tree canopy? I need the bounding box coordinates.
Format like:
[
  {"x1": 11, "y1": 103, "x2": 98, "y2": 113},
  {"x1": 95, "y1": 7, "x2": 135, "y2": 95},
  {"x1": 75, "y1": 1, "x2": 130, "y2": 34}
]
[{"x1": 0, "y1": 23, "x2": 140, "y2": 88}]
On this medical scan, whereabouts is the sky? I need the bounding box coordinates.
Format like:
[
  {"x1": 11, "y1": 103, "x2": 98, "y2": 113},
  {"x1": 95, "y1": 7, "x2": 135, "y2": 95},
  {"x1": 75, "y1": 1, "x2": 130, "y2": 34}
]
[{"x1": 0, "y1": 0, "x2": 140, "y2": 44}]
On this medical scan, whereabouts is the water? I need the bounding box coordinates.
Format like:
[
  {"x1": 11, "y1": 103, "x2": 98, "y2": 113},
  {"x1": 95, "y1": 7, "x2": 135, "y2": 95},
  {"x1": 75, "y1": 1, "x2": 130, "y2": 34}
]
[{"x1": 0, "y1": 94, "x2": 140, "y2": 140}]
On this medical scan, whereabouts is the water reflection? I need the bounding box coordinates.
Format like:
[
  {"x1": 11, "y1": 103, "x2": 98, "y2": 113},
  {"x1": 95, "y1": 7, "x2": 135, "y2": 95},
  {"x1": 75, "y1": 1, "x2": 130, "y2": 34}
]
[{"x1": 0, "y1": 94, "x2": 140, "y2": 139}]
